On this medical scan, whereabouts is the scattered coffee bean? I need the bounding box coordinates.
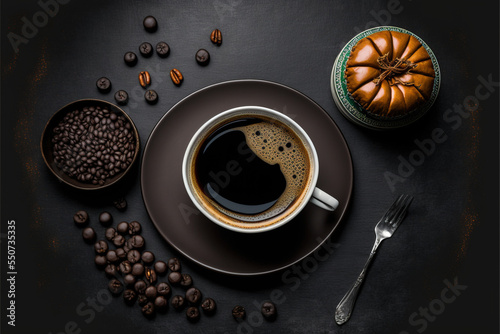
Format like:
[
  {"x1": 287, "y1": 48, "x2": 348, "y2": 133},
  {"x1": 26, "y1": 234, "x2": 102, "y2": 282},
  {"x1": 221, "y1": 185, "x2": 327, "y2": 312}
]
[
  {"x1": 128, "y1": 221, "x2": 141, "y2": 235},
  {"x1": 106, "y1": 250, "x2": 119, "y2": 263},
  {"x1": 232, "y1": 305, "x2": 246, "y2": 321},
  {"x1": 94, "y1": 240, "x2": 108, "y2": 254},
  {"x1": 261, "y1": 301, "x2": 277, "y2": 321},
  {"x1": 123, "y1": 289, "x2": 137, "y2": 305},
  {"x1": 96, "y1": 77, "x2": 112, "y2": 93},
  {"x1": 170, "y1": 68, "x2": 183, "y2": 85},
  {"x1": 145, "y1": 267, "x2": 157, "y2": 284},
  {"x1": 73, "y1": 210, "x2": 89, "y2": 225},
  {"x1": 82, "y1": 227, "x2": 96, "y2": 243},
  {"x1": 180, "y1": 274, "x2": 193, "y2": 288},
  {"x1": 113, "y1": 198, "x2": 128, "y2": 211},
  {"x1": 127, "y1": 250, "x2": 141, "y2": 264},
  {"x1": 138, "y1": 294, "x2": 148, "y2": 306},
  {"x1": 105, "y1": 228, "x2": 117, "y2": 241},
  {"x1": 94, "y1": 255, "x2": 107, "y2": 268},
  {"x1": 114, "y1": 90, "x2": 129, "y2": 105},
  {"x1": 195, "y1": 49, "x2": 210, "y2": 66},
  {"x1": 119, "y1": 261, "x2": 132, "y2": 275},
  {"x1": 201, "y1": 298, "x2": 217, "y2": 315},
  {"x1": 112, "y1": 234, "x2": 125, "y2": 247},
  {"x1": 99, "y1": 212, "x2": 113, "y2": 226},
  {"x1": 108, "y1": 279, "x2": 124, "y2": 295},
  {"x1": 139, "y1": 42, "x2": 153, "y2": 57},
  {"x1": 145, "y1": 285, "x2": 157, "y2": 300},
  {"x1": 138, "y1": 71, "x2": 151, "y2": 88},
  {"x1": 143, "y1": 15, "x2": 157, "y2": 32},
  {"x1": 157, "y1": 282, "x2": 171, "y2": 297},
  {"x1": 185, "y1": 287, "x2": 202, "y2": 305},
  {"x1": 124, "y1": 52, "x2": 138, "y2": 66},
  {"x1": 186, "y1": 306, "x2": 200, "y2": 323},
  {"x1": 134, "y1": 280, "x2": 147, "y2": 294},
  {"x1": 168, "y1": 257, "x2": 181, "y2": 272},
  {"x1": 141, "y1": 251, "x2": 155, "y2": 264},
  {"x1": 142, "y1": 302, "x2": 155, "y2": 317},
  {"x1": 144, "y1": 89, "x2": 158, "y2": 105},
  {"x1": 104, "y1": 264, "x2": 118, "y2": 277},
  {"x1": 154, "y1": 296, "x2": 168, "y2": 312},
  {"x1": 132, "y1": 262, "x2": 145, "y2": 276},
  {"x1": 124, "y1": 274, "x2": 136, "y2": 286},
  {"x1": 210, "y1": 28, "x2": 222, "y2": 46},
  {"x1": 154, "y1": 261, "x2": 167, "y2": 275},
  {"x1": 171, "y1": 295, "x2": 186, "y2": 311},
  {"x1": 130, "y1": 235, "x2": 145, "y2": 249},
  {"x1": 115, "y1": 248, "x2": 127, "y2": 260},
  {"x1": 117, "y1": 221, "x2": 129, "y2": 234},
  {"x1": 168, "y1": 271, "x2": 182, "y2": 285},
  {"x1": 124, "y1": 239, "x2": 134, "y2": 252},
  {"x1": 156, "y1": 41, "x2": 170, "y2": 57}
]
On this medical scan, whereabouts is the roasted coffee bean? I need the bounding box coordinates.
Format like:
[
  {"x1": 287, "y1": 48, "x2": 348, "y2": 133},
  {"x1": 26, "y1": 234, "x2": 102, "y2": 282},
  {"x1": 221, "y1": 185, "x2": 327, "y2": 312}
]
[
  {"x1": 138, "y1": 294, "x2": 148, "y2": 306},
  {"x1": 157, "y1": 282, "x2": 171, "y2": 297},
  {"x1": 156, "y1": 41, "x2": 170, "y2": 57},
  {"x1": 154, "y1": 261, "x2": 167, "y2": 275},
  {"x1": 130, "y1": 235, "x2": 145, "y2": 249},
  {"x1": 128, "y1": 221, "x2": 142, "y2": 235},
  {"x1": 167, "y1": 257, "x2": 181, "y2": 272},
  {"x1": 116, "y1": 221, "x2": 129, "y2": 234},
  {"x1": 180, "y1": 274, "x2": 193, "y2": 288},
  {"x1": 171, "y1": 295, "x2": 185, "y2": 311},
  {"x1": 94, "y1": 255, "x2": 107, "y2": 268},
  {"x1": 105, "y1": 228, "x2": 117, "y2": 241},
  {"x1": 96, "y1": 77, "x2": 112, "y2": 93},
  {"x1": 168, "y1": 271, "x2": 182, "y2": 285},
  {"x1": 73, "y1": 210, "x2": 89, "y2": 225},
  {"x1": 134, "y1": 280, "x2": 147, "y2": 294},
  {"x1": 106, "y1": 250, "x2": 119, "y2": 263},
  {"x1": 144, "y1": 90, "x2": 158, "y2": 104},
  {"x1": 94, "y1": 240, "x2": 108, "y2": 254},
  {"x1": 124, "y1": 239, "x2": 134, "y2": 252},
  {"x1": 124, "y1": 274, "x2": 136, "y2": 286},
  {"x1": 201, "y1": 298, "x2": 217, "y2": 315},
  {"x1": 210, "y1": 28, "x2": 222, "y2": 46},
  {"x1": 99, "y1": 211, "x2": 113, "y2": 226},
  {"x1": 127, "y1": 250, "x2": 141, "y2": 264},
  {"x1": 108, "y1": 279, "x2": 124, "y2": 295},
  {"x1": 82, "y1": 227, "x2": 96, "y2": 243},
  {"x1": 195, "y1": 49, "x2": 210, "y2": 66},
  {"x1": 124, "y1": 52, "x2": 138, "y2": 66},
  {"x1": 139, "y1": 42, "x2": 153, "y2": 57},
  {"x1": 119, "y1": 261, "x2": 132, "y2": 275},
  {"x1": 138, "y1": 71, "x2": 151, "y2": 88},
  {"x1": 261, "y1": 301, "x2": 277, "y2": 320},
  {"x1": 154, "y1": 296, "x2": 168, "y2": 312},
  {"x1": 143, "y1": 15, "x2": 157, "y2": 32},
  {"x1": 114, "y1": 90, "x2": 129, "y2": 105},
  {"x1": 132, "y1": 262, "x2": 145, "y2": 276},
  {"x1": 113, "y1": 198, "x2": 128, "y2": 211},
  {"x1": 142, "y1": 302, "x2": 155, "y2": 317},
  {"x1": 115, "y1": 248, "x2": 127, "y2": 260},
  {"x1": 123, "y1": 289, "x2": 137, "y2": 305},
  {"x1": 186, "y1": 307, "x2": 200, "y2": 323},
  {"x1": 141, "y1": 251, "x2": 155, "y2": 264},
  {"x1": 185, "y1": 287, "x2": 202, "y2": 305},
  {"x1": 145, "y1": 267, "x2": 157, "y2": 284},
  {"x1": 145, "y1": 285, "x2": 157, "y2": 300},
  {"x1": 112, "y1": 234, "x2": 125, "y2": 247},
  {"x1": 104, "y1": 264, "x2": 118, "y2": 277},
  {"x1": 232, "y1": 305, "x2": 246, "y2": 321},
  {"x1": 169, "y1": 68, "x2": 183, "y2": 85}
]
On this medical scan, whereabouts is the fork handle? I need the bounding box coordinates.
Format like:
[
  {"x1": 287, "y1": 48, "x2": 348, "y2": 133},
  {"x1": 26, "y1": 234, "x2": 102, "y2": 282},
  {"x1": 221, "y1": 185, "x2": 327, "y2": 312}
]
[{"x1": 335, "y1": 238, "x2": 382, "y2": 325}]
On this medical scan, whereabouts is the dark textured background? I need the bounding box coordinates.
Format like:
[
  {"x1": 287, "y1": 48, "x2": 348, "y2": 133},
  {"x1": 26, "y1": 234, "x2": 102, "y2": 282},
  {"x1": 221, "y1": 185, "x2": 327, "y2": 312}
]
[{"x1": 1, "y1": 0, "x2": 498, "y2": 333}]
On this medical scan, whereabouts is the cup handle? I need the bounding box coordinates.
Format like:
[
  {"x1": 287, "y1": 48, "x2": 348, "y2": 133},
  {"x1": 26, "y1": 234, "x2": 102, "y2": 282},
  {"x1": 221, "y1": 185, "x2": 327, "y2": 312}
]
[{"x1": 310, "y1": 187, "x2": 339, "y2": 211}]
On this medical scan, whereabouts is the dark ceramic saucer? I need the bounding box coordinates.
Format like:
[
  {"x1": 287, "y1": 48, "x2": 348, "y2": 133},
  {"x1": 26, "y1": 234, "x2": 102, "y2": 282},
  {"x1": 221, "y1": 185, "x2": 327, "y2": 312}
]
[{"x1": 141, "y1": 80, "x2": 353, "y2": 275}]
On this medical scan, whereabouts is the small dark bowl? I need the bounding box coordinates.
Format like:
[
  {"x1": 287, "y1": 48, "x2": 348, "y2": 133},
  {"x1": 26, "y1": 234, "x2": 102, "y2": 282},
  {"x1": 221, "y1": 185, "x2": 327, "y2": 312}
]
[{"x1": 40, "y1": 99, "x2": 140, "y2": 190}]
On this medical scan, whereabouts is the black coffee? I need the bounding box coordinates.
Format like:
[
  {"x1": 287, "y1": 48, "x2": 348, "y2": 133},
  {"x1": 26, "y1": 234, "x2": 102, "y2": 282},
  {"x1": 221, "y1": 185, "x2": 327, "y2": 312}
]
[{"x1": 193, "y1": 115, "x2": 311, "y2": 223}]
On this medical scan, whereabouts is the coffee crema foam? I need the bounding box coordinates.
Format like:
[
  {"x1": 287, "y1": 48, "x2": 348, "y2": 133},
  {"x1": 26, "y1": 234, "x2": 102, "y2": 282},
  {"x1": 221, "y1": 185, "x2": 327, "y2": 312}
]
[{"x1": 200, "y1": 117, "x2": 312, "y2": 227}]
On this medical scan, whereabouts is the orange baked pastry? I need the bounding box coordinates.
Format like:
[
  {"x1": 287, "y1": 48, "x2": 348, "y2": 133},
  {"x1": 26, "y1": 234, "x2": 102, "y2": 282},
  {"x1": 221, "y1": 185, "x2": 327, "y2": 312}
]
[{"x1": 345, "y1": 30, "x2": 435, "y2": 119}]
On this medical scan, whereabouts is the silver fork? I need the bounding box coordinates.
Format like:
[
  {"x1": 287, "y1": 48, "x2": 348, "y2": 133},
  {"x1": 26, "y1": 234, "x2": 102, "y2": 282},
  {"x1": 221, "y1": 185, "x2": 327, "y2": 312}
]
[{"x1": 335, "y1": 194, "x2": 414, "y2": 325}]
